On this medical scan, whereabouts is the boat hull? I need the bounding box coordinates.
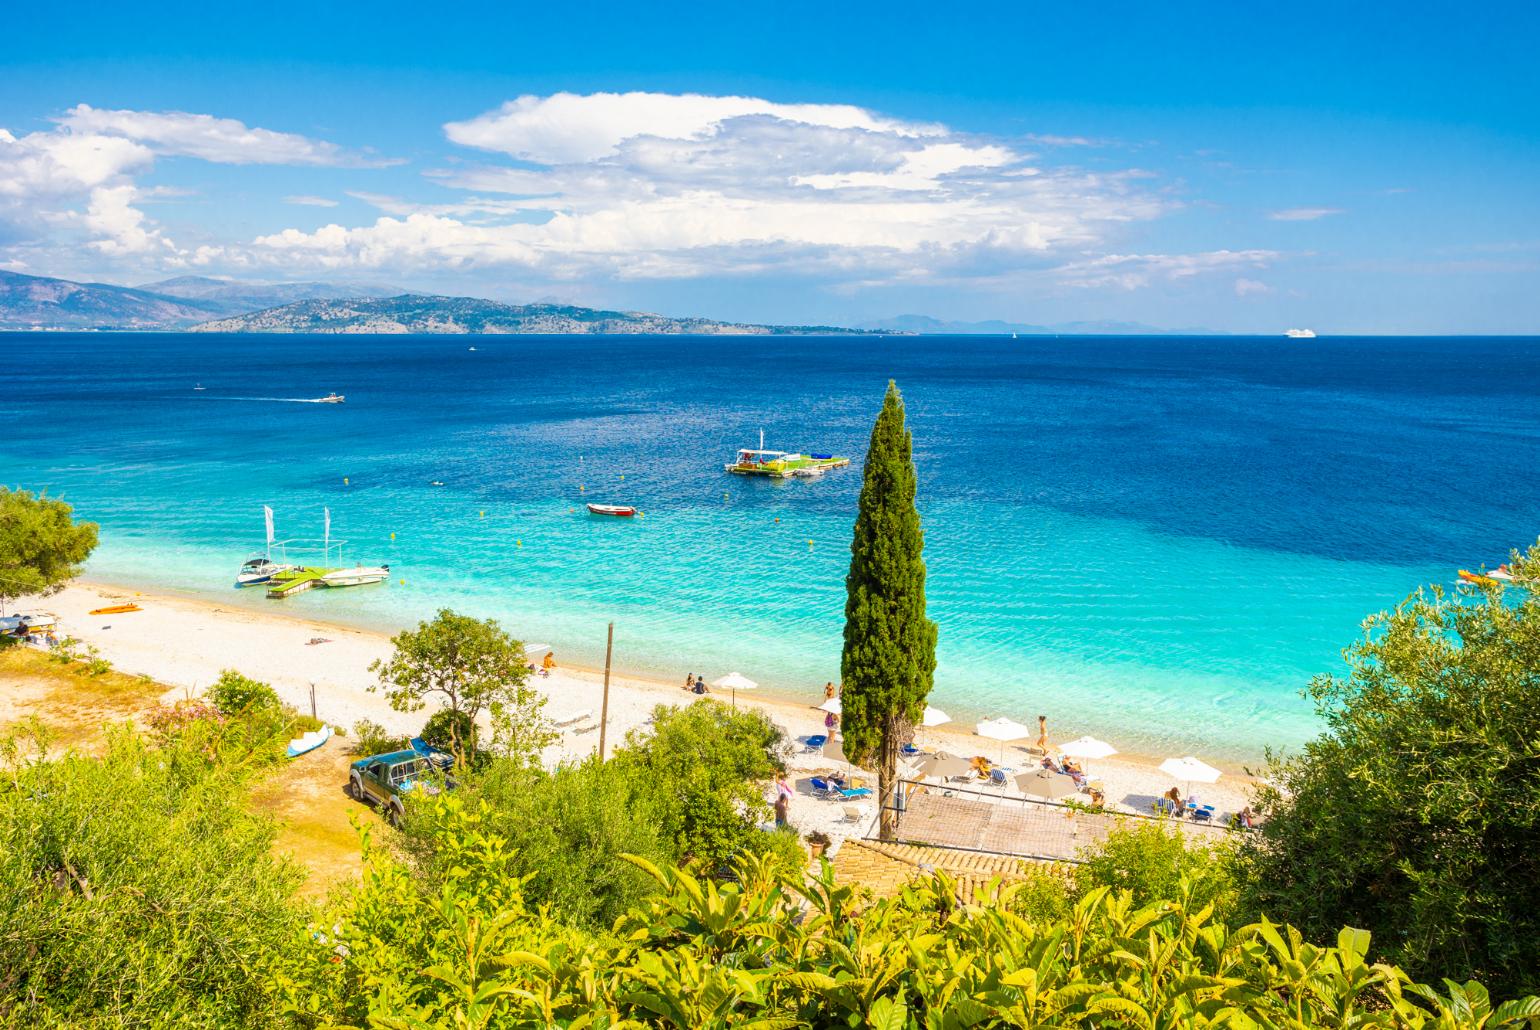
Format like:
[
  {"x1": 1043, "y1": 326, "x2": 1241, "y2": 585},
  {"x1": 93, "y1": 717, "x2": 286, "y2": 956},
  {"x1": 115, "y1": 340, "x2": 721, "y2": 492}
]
[{"x1": 586, "y1": 504, "x2": 636, "y2": 516}]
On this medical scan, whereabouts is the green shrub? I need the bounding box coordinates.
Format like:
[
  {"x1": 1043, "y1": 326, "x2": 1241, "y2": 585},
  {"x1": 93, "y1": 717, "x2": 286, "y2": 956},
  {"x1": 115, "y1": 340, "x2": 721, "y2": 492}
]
[
  {"x1": 204, "y1": 668, "x2": 280, "y2": 717},
  {"x1": 0, "y1": 726, "x2": 306, "y2": 1027},
  {"x1": 1073, "y1": 819, "x2": 1239, "y2": 918},
  {"x1": 1238, "y1": 542, "x2": 1540, "y2": 996},
  {"x1": 420, "y1": 706, "x2": 477, "y2": 761},
  {"x1": 611, "y1": 700, "x2": 784, "y2": 869},
  {"x1": 349, "y1": 718, "x2": 408, "y2": 757}
]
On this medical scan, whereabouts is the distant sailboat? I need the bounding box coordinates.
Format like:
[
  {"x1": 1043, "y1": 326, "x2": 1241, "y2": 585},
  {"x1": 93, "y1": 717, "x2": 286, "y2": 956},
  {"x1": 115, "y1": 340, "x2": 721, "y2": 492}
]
[{"x1": 1285, "y1": 328, "x2": 1316, "y2": 339}]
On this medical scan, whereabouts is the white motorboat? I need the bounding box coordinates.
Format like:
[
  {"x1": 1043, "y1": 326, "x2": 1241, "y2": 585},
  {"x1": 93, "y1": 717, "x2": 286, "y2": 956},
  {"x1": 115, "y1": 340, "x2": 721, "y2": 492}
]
[
  {"x1": 317, "y1": 393, "x2": 345, "y2": 404},
  {"x1": 1285, "y1": 328, "x2": 1316, "y2": 339},
  {"x1": 237, "y1": 556, "x2": 293, "y2": 586},
  {"x1": 321, "y1": 565, "x2": 390, "y2": 587},
  {"x1": 237, "y1": 507, "x2": 294, "y2": 586}
]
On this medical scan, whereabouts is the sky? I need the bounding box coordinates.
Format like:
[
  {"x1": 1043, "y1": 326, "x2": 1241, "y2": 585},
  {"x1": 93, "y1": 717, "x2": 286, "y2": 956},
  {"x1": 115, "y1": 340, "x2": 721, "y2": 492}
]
[{"x1": 3, "y1": 1, "x2": 1537, "y2": 332}]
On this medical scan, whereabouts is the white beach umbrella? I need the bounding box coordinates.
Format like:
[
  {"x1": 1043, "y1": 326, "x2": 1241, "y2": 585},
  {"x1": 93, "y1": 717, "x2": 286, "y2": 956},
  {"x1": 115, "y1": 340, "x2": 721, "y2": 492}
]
[
  {"x1": 975, "y1": 716, "x2": 1031, "y2": 762},
  {"x1": 818, "y1": 697, "x2": 842, "y2": 714},
  {"x1": 975, "y1": 716, "x2": 1031, "y2": 741},
  {"x1": 712, "y1": 671, "x2": 758, "y2": 709},
  {"x1": 1160, "y1": 755, "x2": 1222, "y2": 806},
  {"x1": 1058, "y1": 735, "x2": 1118, "y2": 760},
  {"x1": 921, "y1": 705, "x2": 951, "y2": 728},
  {"x1": 1159, "y1": 756, "x2": 1221, "y2": 784}
]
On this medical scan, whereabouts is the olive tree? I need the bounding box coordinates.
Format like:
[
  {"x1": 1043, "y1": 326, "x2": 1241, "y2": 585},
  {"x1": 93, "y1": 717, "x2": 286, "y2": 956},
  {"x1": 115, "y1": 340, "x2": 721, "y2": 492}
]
[
  {"x1": 0, "y1": 487, "x2": 98, "y2": 611},
  {"x1": 369, "y1": 608, "x2": 553, "y2": 764}
]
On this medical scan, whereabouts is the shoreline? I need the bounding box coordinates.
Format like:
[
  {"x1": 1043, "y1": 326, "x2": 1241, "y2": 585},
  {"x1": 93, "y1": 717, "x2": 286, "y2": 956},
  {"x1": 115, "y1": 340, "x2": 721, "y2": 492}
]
[
  {"x1": 70, "y1": 574, "x2": 1262, "y2": 777},
  {"x1": 32, "y1": 578, "x2": 1261, "y2": 802}
]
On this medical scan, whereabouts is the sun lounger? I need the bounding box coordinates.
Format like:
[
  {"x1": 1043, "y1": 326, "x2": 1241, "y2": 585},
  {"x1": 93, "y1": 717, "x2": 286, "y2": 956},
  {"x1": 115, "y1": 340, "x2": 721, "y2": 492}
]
[
  {"x1": 900, "y1": 742, "x2": 922, "y2": 757},
  {"x1": 802, "y1": 734, "x2": 828, "y2": 754},
  {"x1": 838, "y1": 787, "x2": 872, "y2": 800},
  {"x1": 841, "y1": 805, "x2": 867, "y2": 824},
  {"x1": 808, "y1": 776, "x2": 840, "y2": 799}
]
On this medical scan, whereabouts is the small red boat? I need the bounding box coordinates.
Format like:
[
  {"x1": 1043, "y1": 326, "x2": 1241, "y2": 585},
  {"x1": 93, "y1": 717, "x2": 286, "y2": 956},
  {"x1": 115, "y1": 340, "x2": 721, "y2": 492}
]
[{"x1": 586, "y1": 503, "x2": 637, "y2": 517}]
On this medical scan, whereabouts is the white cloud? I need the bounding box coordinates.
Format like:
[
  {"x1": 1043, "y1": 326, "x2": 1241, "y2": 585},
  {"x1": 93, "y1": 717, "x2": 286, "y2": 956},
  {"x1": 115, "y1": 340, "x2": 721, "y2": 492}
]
[
  {"x1": 1268, "y1": 207, "x2": 1343, "y2": 222},
  {"x1": 59, "y1": 105, "x2": 389, "y2": 167},
  {"x1": 443, "y1": 91, "x2": 941, "y2": 164},
  {"x1": 251, "y1": 91, "x2": 1170, "y2": 282},
  {"x1": 1234, "y1": 276, "x2": 1272, "y2": 297},
  {"x1": 284, "y1": 194, "x2": 340, "y2": 207},
  {"x1": 1056, "y1": 250, "x2": 1278, "y2": 290},
  {"x1": 84, "y1": 185, "x2": 174, "y2": 255}
]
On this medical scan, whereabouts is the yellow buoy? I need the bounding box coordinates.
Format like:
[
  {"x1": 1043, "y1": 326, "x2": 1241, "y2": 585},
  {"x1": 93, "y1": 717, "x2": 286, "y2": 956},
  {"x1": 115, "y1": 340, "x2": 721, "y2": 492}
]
[
  {"x1": 399, "y1": 578, "x2": 405, "y2": 585},
  {"x1": 580, "y1": 484, "x2": 585, "y2": 492},
  {"x1": 480, "y1": 511, "x2": 485, "y2": 518},
  {"x1": 774, "y1": 517, "x2": 779, "y2": 523},
  {"x1": 517, "y1": 539, "x2": 522, "y2": 547},
  {"x1": 344, "y1": 477, "x2": 350, "y2": 485},
  {"x1": 807, "y1": 539, "x2": 814, "y2": 546},
  {"x1": 390, "y1": 532, "x2": 396, "y2": 540}
]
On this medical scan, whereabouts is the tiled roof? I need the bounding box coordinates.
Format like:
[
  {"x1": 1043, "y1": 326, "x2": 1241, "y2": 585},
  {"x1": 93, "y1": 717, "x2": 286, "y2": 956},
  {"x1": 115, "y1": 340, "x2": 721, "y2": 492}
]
[{"x1": 831, "y1": 838, "x2": 1072, "y2": 903}]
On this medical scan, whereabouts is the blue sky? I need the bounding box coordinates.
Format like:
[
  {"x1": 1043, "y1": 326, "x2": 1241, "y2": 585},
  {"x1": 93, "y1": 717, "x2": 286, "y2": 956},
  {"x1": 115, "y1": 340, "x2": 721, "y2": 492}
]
[{"x1": 3, "y1": 1, "x2": 1537, "y2": 331}]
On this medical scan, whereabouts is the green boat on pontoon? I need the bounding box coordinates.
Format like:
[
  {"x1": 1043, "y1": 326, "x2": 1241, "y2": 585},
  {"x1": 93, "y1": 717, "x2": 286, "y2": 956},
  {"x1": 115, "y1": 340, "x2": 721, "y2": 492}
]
[{"x1": 724, "y1": 433, "x2": 850, "y2": 479}]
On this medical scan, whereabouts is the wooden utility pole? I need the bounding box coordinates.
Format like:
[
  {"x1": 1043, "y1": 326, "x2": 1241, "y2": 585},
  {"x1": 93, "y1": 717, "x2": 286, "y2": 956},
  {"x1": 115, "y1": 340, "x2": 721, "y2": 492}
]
[{"x1": 598, "y1": 621, "x2": 614, "y2": 760}]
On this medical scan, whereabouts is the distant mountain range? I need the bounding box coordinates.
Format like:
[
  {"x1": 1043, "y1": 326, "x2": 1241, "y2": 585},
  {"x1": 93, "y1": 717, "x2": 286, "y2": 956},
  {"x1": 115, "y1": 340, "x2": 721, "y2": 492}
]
[
  {"x1": 0, "y1": 271, "x2": 401, "y2": 329},
  {"x1": 0, "y1": 270, "x2": 866, "y2": 335},
  {"x1": 1, "y1": 269, "x2": 1225, "y2": 336},
  {"x1": 191, "y1": 294, "x2": 868, "y2": 335},
  {"x1": 856, "y1": 314, "x2": 1227, "y2": 335}
]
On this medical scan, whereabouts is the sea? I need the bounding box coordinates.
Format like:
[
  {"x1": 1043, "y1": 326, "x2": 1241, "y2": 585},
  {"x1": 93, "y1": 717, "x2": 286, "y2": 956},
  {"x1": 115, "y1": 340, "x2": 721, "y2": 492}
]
[{"x1": 5, "y1": 332, "x2": 1537, "y2": 763}]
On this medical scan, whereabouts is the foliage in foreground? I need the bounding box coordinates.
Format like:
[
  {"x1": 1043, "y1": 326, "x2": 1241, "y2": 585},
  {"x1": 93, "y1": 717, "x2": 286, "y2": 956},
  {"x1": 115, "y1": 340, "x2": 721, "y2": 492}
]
[
  {"x1": 0, "y1": 721, "x2": 306, "y2": 1029},
  {"x1": 1239, "y1": 542, "x2": 1540, "y2": 997},
  {"x1": 287, "y1": 794, "x2": 1540, "y2": 1029},
  {"x1": 399, "y1": 700, "x2": 801, "y2": 928}
]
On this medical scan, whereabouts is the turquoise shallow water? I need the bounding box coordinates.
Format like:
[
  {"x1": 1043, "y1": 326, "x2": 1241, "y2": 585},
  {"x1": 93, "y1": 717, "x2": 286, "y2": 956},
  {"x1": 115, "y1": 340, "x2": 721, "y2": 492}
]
[{"x1": 5, "y1": 332, "x2": 1538, "y2": 762}]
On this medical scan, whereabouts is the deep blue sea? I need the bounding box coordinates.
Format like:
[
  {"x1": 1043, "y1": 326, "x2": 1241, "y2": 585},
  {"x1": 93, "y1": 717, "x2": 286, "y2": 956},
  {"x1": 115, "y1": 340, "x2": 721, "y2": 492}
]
[{"x1": 5, "y1": 332, "x2": 1537, "y2": 761}]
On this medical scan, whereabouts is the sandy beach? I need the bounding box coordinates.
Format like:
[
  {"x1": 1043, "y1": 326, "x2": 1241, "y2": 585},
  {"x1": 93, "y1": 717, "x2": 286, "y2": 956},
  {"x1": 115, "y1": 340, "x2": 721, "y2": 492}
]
[{"x1": 18, "y1": 581, "x2": 1257, "y2": 843}]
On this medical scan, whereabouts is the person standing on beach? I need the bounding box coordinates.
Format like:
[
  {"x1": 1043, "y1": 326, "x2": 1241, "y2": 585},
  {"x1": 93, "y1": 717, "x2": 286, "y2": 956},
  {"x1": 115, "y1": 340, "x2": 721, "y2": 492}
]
[
  {"x1": 774, "y1": 773, "x2": 793, "y2": 828},
  {"x1": 824, "y1": 681, "x2": 837, "y2": 701}
]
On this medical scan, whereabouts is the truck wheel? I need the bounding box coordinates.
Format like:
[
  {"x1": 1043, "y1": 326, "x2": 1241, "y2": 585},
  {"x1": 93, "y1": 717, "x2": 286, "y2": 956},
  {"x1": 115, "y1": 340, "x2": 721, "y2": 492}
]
[
  {"x1": 348, "y1": 773, "x2": 365, "y2": 802},
  {"x1": 387, "y1": 801, "x2": 404, "y2": 828}
]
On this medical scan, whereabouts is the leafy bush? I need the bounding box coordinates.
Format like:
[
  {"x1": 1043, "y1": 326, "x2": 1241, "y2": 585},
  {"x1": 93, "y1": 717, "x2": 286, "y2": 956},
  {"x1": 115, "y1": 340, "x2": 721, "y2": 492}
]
[
  {"x1": 1074, "y1": 820, "x2": 1239, "y2": 918},
  {"x1": 419, "y1": 706, "x2": 477, "y2": 760},
  {"x1": 611, "y1": 700, "x2": 785, "y2": 869},
  {"x1": 349, "y1": 718, "x2": 408, "y2": 757},
  {"x1": 1238, "y1": 543, "x2": 1540, "y2": 997},
  {"x1": 0, "y1": 726, "x2": 307, "y2": 1028},
  {"x1": 204, "y1": 668, "x2": 280, "y2": 717},
  {"x1": 283, "y1": 793, "x2": 1540, "y2": 1029}
]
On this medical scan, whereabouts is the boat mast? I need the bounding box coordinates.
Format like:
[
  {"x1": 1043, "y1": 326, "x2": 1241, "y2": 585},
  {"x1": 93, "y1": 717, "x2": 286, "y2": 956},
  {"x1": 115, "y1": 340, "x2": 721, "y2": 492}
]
[
  {"x1": 323, "y1": 507, "x2": 331, "y2": 562},
  {"x1": 759, "y1": 428, "x2": 764, "y2": 451},
  {"x1": 264, "y1": 505, "x2": 275, "y2": 561}
]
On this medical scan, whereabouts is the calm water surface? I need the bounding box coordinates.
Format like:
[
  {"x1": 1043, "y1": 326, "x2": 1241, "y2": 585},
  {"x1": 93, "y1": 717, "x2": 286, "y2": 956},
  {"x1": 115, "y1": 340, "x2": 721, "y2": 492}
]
[{"x1": 5, "y1": 332, "x2": 1537, "y2": 761}]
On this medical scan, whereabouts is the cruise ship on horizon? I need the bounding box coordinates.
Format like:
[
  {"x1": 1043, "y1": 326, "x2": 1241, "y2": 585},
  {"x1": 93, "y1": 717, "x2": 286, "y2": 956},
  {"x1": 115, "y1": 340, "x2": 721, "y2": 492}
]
[{"x1": 1285, "y1": 328, "x2": 1317, "y2": 339}]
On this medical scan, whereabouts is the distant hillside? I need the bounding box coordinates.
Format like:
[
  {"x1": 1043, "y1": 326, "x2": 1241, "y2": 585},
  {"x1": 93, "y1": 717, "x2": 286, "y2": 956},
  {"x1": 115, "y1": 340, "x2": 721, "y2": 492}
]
[
  {"x1": 0, "y1": 270, "x2": 226, "y2": 329},
  {"x1": 190, "y1": 295, "x2": 869, "y2": 335},
  {"x1": 137, "y1": 276, "x2": 401, "y2": 316},
  {"x1": 859, "y1": 313, "x2": 1227, "y2": 335}
]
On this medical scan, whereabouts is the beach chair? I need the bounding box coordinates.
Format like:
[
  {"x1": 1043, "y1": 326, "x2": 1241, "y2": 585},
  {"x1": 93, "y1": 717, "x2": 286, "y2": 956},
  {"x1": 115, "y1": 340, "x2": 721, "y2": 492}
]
[
  {"x1": 841, "y1": 805, "x2": 866, "y2": 825},
  {"x1": 900, "y1": 742, "x2": 922, "y2": 758},
  {"x1": 988, "y1": 768, "x2": 1008, "y2": 788},
  {"x1": 809, "y1": 776, "x2": 839, "y2": 799},
  {"x1": 838, "y1": 787, "x2": 873, "y2": 800},
  {"x1": 802, "y1": 734, "x2": 828, "y2": 754}
]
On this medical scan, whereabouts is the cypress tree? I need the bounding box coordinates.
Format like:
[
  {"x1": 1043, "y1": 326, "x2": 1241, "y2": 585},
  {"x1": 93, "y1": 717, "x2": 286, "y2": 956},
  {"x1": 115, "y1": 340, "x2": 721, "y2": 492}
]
[{"x1": 840, "y1": 380, "x2": 938, "y2": 840}]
